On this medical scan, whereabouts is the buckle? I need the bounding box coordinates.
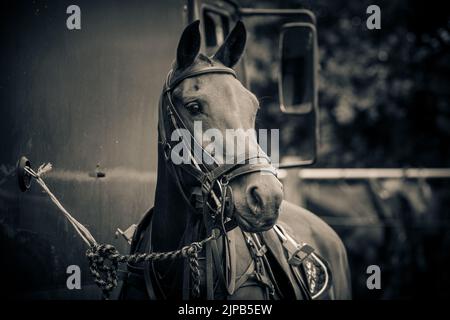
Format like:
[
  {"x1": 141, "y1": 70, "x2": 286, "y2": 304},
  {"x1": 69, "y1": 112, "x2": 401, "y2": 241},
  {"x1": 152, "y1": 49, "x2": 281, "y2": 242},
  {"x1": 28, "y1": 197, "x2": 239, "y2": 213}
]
[
  {"x1": 288, "y1": 244, "x2": 315, "y2": 266},
  {"x1": 255, "y1": 245, "x2": 267, "y2": 257}
]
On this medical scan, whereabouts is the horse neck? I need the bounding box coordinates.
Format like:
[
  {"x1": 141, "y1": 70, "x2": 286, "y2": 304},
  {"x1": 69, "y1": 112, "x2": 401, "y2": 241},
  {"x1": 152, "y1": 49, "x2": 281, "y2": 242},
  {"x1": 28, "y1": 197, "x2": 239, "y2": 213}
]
[
  {"x1": 152, "y1": 144, "x2": 197, "y2": 252},
  {"x1": 152, "y1": 145, "x2": 265, "y2": 299}
]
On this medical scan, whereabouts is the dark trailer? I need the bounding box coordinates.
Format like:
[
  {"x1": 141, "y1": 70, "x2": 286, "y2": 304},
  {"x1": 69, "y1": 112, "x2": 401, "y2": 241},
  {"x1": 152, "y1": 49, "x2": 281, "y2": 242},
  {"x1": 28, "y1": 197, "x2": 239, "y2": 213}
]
[{"x1": 0, "y1": 0, "x2": 319, "y2": 299}]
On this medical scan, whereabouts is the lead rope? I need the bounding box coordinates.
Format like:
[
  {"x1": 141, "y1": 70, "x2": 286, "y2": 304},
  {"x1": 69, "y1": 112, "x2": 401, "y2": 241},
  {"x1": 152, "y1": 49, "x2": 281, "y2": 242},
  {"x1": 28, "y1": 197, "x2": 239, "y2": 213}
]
[{"x1": 23, "y1": 163, "x2": 214, "y2": 299}]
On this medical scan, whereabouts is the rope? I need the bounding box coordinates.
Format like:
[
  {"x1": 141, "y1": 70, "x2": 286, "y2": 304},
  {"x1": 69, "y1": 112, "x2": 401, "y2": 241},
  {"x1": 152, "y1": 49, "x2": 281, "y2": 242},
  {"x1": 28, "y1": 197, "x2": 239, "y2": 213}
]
[
  {"x1": 24, "y1": 164, "x2": 97, "y2": 247},
  {"x1": 86, "y1": 237, "x2": 212, "y2": 299},
  {"x1": 24, "y1": 163, "x2": 214, "y2": 299}
]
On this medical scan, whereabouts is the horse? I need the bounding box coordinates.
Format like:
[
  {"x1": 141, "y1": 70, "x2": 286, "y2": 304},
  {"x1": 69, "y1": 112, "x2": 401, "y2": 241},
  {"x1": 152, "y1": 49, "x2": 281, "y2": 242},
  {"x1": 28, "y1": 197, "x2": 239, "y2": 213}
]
[{"x1": 119, "y1": 20, "x2": 351, "y2": 300}]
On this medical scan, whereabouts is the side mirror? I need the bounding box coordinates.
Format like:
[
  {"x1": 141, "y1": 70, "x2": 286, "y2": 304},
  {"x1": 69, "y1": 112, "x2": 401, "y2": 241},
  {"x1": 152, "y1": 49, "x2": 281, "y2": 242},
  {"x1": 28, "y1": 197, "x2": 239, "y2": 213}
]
[{"x1": 279, "y1": 23, "x2": 317, "y2": 114}]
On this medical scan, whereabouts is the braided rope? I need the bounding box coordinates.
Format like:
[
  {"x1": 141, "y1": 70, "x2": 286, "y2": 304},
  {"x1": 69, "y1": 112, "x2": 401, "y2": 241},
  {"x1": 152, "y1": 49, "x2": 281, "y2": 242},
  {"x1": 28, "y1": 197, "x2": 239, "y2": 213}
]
[{"x1": 86, "y1": 237, "x2": 213, "y2": 299}]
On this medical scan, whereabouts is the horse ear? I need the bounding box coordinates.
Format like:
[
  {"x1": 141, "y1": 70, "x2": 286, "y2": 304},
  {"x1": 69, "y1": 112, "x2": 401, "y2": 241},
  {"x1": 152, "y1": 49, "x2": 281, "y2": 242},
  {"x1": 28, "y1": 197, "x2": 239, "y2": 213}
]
[
  {"x1": 176, "y1": 20, "x2": 201, "y2": 70},
  {"x1": 213, "y1": 21, "x2": 247, "y2": 68}
]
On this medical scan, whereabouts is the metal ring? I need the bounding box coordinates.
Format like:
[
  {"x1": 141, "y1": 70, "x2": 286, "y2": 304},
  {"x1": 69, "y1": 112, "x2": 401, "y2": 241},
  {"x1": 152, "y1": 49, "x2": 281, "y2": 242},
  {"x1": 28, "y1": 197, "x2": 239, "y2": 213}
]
[
  {"x1": 17, "y1": 156, "x2": 32, "y2": 192},
  {"x1": 220, "y1": 175, "x2": 229, "y2": 186}
]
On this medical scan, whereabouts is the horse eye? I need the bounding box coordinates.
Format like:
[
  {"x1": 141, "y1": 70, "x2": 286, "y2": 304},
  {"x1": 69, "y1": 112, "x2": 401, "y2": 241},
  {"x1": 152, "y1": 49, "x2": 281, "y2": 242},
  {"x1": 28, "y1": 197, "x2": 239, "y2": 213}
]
[{"x1": 185, "y1": 102, "x2": 202, "y2": 115}]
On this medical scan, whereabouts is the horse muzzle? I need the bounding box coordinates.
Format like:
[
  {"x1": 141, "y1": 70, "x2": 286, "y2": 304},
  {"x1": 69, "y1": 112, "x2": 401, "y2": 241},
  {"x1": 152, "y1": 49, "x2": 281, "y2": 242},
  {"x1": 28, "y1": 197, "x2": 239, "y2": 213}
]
[{"x1": 231, "y1": 173, "x2": 283, "y2": 233}]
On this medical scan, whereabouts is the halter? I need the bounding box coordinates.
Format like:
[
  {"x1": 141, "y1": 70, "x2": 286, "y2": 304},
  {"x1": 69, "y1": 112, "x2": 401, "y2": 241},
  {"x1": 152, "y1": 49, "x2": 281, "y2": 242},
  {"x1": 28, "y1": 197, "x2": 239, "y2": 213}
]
[{"x1": 157, "y1": 63, "x2": 279, "y2": 236}]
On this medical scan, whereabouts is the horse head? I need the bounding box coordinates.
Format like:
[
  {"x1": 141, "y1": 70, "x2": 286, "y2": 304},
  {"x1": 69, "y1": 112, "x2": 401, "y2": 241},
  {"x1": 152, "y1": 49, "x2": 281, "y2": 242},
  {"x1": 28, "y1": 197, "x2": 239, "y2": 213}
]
[{"x1": 159, "y1": 20, "x2": 283, "y2": 233}]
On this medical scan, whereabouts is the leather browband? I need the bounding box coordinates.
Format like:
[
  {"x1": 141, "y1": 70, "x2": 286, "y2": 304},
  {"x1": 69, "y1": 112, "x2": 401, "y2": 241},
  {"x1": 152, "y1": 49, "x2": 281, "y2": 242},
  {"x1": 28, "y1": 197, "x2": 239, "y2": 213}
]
[{"x1": 164, "y1": 66, "x2": 237, "y2": 93}]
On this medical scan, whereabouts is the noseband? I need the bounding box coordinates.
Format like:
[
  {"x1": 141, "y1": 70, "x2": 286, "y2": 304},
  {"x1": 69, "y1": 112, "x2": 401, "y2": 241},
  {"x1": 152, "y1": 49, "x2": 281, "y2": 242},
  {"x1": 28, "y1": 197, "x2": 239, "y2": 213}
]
[{"x1": 158, "y1": 64, "x2": 279, "y2": 236}]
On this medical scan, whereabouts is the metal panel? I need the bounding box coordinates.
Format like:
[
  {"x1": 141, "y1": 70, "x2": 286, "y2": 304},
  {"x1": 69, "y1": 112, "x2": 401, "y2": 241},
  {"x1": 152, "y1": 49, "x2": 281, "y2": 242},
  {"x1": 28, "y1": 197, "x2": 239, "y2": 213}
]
[{"x1": 0, "y1": 0, "x2": 185, "y2": 299}]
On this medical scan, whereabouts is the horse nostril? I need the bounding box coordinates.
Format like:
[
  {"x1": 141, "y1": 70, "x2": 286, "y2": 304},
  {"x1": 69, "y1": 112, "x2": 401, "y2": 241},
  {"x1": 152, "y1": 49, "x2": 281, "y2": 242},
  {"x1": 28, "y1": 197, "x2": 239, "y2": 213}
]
[
  {"x1": 246, "y1": 186, "x2": 264, "y2": 215},
  {"x1": 245, "y1": 182, "x2": 283, "y2": 217}
]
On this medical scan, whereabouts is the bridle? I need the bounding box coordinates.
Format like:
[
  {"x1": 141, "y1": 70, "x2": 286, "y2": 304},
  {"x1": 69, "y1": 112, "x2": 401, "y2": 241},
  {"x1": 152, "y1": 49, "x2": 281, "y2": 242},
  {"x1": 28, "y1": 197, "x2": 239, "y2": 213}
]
[{"x1": 157, "y1": 63, "x2": 280, "y2": 238}]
